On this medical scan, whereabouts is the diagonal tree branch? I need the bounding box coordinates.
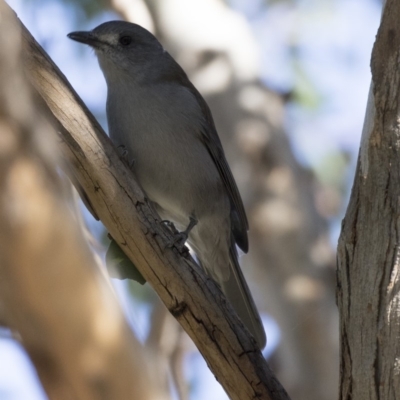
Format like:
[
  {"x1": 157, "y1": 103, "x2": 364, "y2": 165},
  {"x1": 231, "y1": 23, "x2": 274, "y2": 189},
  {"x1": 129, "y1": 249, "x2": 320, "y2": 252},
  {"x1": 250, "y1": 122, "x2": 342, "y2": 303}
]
[{"x1": 3, "y1": 3, "x2": 292, "y2": 400}]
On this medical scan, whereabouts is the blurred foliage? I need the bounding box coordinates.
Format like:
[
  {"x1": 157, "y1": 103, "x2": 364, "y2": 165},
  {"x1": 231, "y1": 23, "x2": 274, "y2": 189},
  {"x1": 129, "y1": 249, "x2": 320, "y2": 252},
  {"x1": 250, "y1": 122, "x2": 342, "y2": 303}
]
[
  {"x1": 315, "y1": 151, "x2": 349, "y2": 188},
  {"x1": 292, "y1": 56, "x2": 323, "y2": 110},
  {"x1": 54, "y1": 0, "x2": 108, "y2": 17},
  {"x1": 25, "y1": 0, "x2": 108, "y2": 20}
]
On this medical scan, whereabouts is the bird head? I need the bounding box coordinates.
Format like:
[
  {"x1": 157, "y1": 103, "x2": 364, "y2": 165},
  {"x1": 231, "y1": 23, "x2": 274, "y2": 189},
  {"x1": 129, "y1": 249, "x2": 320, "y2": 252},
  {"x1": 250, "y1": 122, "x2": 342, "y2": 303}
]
[{"x1": 68, "y1": 21, "x2": 165, "y2": 82}]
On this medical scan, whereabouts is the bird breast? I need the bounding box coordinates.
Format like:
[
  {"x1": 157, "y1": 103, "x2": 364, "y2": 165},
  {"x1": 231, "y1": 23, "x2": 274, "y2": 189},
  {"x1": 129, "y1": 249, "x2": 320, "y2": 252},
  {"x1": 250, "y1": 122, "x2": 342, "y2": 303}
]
[{"x1": 106, "y1": 81, "x2": 226, "y2": 221}]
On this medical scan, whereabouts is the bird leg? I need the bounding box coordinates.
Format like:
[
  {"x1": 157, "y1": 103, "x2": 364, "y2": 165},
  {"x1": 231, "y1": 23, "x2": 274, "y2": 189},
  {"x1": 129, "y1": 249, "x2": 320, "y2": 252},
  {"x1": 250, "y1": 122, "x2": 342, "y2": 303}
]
[{"x1": 162, "y1": 216, "x2": 198, "y2": 252}]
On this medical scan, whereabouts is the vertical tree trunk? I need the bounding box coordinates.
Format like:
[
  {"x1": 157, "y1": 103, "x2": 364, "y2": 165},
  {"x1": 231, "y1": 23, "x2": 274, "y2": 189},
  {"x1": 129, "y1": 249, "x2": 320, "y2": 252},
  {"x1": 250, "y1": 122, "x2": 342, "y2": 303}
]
[{"x1": 337, "y1": 1, "x2": 400, "y2": 398}]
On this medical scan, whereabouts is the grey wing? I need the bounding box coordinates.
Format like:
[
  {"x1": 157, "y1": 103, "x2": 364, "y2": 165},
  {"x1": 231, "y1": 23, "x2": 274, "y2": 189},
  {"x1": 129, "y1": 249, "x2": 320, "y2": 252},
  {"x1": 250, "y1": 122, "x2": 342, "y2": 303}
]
[
  {"x1": 184, "y1": 84, "x2": 249, "y2": 252},
  {"x1": 171, "y1": 60, "x2": 248, "y2": 252},
  {"x1": 200, "y1": 121, "x2": 249, "y2": 252}
]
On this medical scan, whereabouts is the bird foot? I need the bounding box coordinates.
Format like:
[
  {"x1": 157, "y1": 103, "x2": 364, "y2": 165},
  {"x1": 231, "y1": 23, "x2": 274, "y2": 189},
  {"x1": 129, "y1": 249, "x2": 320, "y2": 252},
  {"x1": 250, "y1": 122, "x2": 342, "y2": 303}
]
[{"x1": 162, "y1": 216, "x2": 197, "y2": 252}]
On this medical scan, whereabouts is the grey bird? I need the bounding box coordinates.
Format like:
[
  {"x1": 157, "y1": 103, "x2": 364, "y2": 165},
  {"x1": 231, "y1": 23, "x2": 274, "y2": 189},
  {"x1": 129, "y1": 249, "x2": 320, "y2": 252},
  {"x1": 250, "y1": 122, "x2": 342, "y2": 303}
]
[{"x1": 68, "y1": 21, "x2": 266, "y2": 349}]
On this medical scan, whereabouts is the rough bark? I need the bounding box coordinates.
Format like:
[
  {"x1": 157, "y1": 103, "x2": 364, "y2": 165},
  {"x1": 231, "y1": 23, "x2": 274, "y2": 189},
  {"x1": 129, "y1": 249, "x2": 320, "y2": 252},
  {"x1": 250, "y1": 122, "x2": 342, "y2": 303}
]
[
  {"x1": 0, "y1": 3, "x2": 164, "y2": 400},
  {"x1": 337, "y1": 1, "x2": 400, "y2": 399},
  {"x1": 5, "y1": 4, "x2": 292, "y2": 400}
]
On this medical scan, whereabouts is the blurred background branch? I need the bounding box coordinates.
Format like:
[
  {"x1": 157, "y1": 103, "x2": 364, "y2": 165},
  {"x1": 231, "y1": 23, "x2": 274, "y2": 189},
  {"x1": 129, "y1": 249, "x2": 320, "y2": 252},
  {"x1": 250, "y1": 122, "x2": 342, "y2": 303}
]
[{"x1": 0, "y1": 3, "x2": 167, "y2": 400}]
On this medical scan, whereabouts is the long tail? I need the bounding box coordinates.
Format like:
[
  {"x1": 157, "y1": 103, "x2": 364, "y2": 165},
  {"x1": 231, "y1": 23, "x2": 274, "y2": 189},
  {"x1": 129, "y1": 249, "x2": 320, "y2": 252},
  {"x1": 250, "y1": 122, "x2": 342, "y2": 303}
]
[{"x1": 219, "y1": 242, "x2": 266, "y2": 349}]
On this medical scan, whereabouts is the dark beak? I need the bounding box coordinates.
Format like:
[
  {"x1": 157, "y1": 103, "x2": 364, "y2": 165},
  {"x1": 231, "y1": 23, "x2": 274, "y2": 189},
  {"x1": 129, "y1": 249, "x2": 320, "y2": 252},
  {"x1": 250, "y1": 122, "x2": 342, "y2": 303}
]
[{"x1": 67, "y1": 31, "x2": 102, "y2": 47}]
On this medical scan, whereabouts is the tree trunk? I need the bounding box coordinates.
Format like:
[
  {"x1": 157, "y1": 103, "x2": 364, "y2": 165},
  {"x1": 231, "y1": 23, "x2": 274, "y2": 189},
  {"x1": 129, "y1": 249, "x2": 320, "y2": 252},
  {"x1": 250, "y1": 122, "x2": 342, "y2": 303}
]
[{"x1": 337, "y1": 1, "x2": 400, "y2": 398}]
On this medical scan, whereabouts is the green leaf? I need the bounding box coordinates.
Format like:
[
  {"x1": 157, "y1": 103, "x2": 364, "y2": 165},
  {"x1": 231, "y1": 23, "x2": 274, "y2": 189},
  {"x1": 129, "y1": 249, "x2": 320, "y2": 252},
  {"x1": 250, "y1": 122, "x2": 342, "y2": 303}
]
[{"x1": 105, "y1": 238, "x2": 146, "y2": 285}]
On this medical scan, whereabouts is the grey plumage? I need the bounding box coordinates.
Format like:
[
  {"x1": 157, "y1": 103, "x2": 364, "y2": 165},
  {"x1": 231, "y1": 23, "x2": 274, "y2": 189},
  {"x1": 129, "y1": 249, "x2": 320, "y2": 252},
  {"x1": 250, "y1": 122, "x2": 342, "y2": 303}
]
[{"x1": 68, "y1": 21, "x2": 266, "y2": 349}]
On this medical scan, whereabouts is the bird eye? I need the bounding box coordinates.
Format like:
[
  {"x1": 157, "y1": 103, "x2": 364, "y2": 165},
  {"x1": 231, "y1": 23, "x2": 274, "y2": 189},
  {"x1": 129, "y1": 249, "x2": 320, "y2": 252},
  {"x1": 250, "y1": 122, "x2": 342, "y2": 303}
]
[{"x1": 119, "y1": 36, "x2": 132, "y2": 46}]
